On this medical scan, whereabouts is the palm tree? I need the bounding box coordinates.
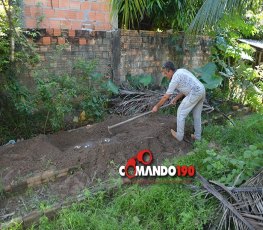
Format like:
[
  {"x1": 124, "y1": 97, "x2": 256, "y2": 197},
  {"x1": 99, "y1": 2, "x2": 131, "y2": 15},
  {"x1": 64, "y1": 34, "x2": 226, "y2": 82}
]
[
  {"x1": 110, "y1": 0, "x2": 147, "y2": 29},
  {"x1": 187, "y1": 0, "x2": 262, "y2": 34},
  {"x1": 110, "y1": 0, "x2": 262, "y2": 33},
  {"x1": 110, "y1": 0, "x2": 203, "y2": 31}
]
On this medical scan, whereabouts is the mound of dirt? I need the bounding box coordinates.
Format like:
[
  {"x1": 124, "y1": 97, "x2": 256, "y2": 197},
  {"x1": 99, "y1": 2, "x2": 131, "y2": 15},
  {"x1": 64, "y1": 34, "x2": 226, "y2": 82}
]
[
  {"x1": 0, "y1": 114, "x2": 192, "y2": 186},
  {"x1": 0, "y1": 113, "x2": 193, "y2": 220}
]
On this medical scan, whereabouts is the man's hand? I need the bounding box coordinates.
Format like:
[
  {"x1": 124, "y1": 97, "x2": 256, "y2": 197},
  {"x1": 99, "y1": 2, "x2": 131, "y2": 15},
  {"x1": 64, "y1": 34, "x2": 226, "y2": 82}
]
[
  {"x1": 152, "y1": 105, "x2": 159, "y2": 112},
  {"x1": 171, "y1": 98, "x2": 177, "y2": 105}
]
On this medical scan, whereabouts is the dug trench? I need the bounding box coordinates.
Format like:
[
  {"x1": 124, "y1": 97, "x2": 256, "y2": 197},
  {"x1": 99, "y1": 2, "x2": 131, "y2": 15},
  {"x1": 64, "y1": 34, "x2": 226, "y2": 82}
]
[{"x1": 0, "y1": 114, "x2": 193, "y2": 223}]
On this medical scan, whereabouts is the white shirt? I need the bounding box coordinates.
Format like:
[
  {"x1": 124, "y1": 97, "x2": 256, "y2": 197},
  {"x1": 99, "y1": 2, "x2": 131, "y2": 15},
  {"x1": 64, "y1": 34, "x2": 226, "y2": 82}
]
[{"x1": 166, "y1": 68, "x2": 205, "y2": 96}]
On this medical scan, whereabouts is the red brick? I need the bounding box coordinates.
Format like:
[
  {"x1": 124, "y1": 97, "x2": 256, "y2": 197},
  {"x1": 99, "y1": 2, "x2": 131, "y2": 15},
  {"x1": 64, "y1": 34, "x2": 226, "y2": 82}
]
[
  {"x1": 104, "y1": 23, "x2": 112, "y2": 30},
  {"x1": 79, "y1": 38, "x2": 86, "y2": 45},
  {"x1": 71, "y1": 21, "x2": 82, "y2": 30},
  {"x1": 43, "y1": 9, "x2": 55, "y2": 18},
  {"x1": 24, "y1": 0, "x2": 35, "y2": 5},
  {"x1": 60, "y1": 20, "x2": 71, "y2": 29},
  {"x1": 68, "y1": 11, "x2": 77, "y2": 19},
  {"x1": 30, "y1": 6, "x2": 42, "y2": 17},
  {"x1": 70, "y1": 1, "x2": 81, "y2": 10},
  {"x1": 49, "y1": 20, "x2": 61, "y2": 29},
  {"x1": 42, "y1": 37, "x2": 51, "y2": 45},
  {"x1": 46, "y1": 28, "x2": 54, "y2": 35},
  {"x1": 96, "y1": 13, "x2": 105, "y2": 22},
  {"x1": 91, "y1": 2, "x2": 100, "y2": 11},
  {"x1": 59, "y1": 0, "x2": 69, "y2": 9},
  {"x1": 98, "y1": 3, "x2": 110, "y2": 12},
  {"x1": 25, "y1": 18, "x2": 36, "y2": 28},
  {"x1": 39, "y1": 18, "x2": 50, "y2": 28},
  {"x1": 76, "y1": 12, "x2": 84, "y2": 20},
  {"x1": 80, "y1": 2, "x2": 89, "y2": 10},
  {"x1": 52, "y1": 0, "x2": 59, "y2": 8},
  {"x1": 104, "y1": 13, "x2": 110, "y2": 22},
  {"x1": 54, "y1": 29, "x2": 61, "y2": 36},
  {"x1": 24, "y1": 6, "x2": 31, "y2": 16},
  {"x1": 58, "y1": 37, "x2": 65, "y2": 44},
  {"x1": 89, "y1": 12, "x2": 96, "y2": 21},
  {"x1": 68, "y1": 29, "x2": 75, "y2": 37},
  {"x1": 55, "y1": 10, "x2": 67, "y2": 18},
  {"x1": 46, "y1": 0, "x2": 52, "y2": 7}
]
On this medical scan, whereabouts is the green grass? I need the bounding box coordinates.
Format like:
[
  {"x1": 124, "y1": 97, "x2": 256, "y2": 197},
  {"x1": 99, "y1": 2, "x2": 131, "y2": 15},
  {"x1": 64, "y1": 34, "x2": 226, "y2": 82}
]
[
  {"x1": 32, "y1": 185, "x2": 214, "y2": 230},
  {"x1": 7, "y1": 113, "x2": 263, "y2": 230}
]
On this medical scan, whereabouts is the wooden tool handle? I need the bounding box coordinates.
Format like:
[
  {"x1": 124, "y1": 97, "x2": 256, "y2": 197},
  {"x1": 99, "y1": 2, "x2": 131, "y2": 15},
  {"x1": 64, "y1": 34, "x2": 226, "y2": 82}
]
[{"x1": 108, "y1": 103, "x2": 172, "y2": 130}]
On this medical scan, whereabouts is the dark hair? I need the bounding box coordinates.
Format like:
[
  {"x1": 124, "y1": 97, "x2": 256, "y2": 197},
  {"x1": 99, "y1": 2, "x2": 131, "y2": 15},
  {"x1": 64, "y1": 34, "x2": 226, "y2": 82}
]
[{"x1": 162, "y1": 61, "x2": 176, "y2": 71}]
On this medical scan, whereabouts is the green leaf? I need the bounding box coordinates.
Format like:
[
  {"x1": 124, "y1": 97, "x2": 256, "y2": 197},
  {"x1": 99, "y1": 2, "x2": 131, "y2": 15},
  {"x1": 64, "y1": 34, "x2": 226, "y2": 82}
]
[
  {"x1": 194, "y1": 62, "x2": 217, "y2": 77},
  {"x1": 138, "y1": 75, "x2": 153, "y2": 87},
  {"x1": 216, "y1": 36, "x2": 227, "y2": 51},
  {"x1": 161, "y1": 76, "x2": 169, "y2": 87},
  {"x1": 243, "y1": 150, "x2": 251, "y2": 159},
  {"x1": 106, "y1": 79, "x2": 119, "y2": 94},
  {"x1": 249, "y1": 145, "x2": 257, "y2": 151},
  {"x1": 92, "y1": 97, "x2": 97, "y2": 103},
  {"x1": 207, "y1": 165, "x2": 212, "y2": 170},
  {"x1": 201, "y1": 74, "x2": 223, "y2": 89},
  {"x1": 193, "y1": 62, "x2": 222, "y2": 89},
  {"x1": 91, "y1": 73, "x2": 103, "y2": 81}
]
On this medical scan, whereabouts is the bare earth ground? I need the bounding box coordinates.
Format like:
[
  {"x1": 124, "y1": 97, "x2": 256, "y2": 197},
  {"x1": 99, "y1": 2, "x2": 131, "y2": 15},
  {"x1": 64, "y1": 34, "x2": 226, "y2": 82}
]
[{"x1": 0, "y1": 114, "x2": 193, "y2": 223}]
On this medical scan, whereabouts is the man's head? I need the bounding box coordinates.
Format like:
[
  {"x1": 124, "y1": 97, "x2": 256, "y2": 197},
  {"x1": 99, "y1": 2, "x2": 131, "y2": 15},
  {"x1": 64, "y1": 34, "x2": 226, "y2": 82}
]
[{"x1": 162, "y1": 61, "x2": 176, "y2": 79}]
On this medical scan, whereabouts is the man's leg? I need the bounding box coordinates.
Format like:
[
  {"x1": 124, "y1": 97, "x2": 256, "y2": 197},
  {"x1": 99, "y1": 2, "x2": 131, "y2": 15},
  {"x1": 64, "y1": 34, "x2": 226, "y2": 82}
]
[
  {"x1": 192, "y1": 95, "x2": 205, "y2": 140},
  {"x1": 176, "y1": 95, "x2": 201, "y2": 141}
]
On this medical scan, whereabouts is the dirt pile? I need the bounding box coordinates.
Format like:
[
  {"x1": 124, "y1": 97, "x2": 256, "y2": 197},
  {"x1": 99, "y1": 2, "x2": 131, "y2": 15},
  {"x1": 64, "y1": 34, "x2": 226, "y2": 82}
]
[{"x1": 0, "y1": 114, "x2": 192, "y2": 221}]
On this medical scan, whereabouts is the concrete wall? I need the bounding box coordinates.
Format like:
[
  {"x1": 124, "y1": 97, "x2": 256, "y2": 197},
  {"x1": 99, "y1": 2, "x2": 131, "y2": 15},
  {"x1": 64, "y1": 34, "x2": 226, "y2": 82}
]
[{"x1": 23, "y1": 0, "x2": 114, "y2": 31}]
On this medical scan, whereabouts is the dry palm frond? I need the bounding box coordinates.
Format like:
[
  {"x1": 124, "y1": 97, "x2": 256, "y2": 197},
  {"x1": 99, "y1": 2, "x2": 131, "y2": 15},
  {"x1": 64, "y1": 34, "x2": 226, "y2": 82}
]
[
  {"x1": 196, "y1": 169, "x2": 263, "y2": 230},
  {"x1": 111, "y1": 87, "x2": 215, "y2": 115}
]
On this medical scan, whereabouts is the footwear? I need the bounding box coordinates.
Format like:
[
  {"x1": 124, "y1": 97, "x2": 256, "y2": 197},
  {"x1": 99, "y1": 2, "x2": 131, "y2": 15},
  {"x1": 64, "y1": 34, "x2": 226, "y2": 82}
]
[
  {"x1": 191, "y1": 134, "x2": 201, "y2": 141},
  {"x1": 171, "y1": 129, "x2": 177, "y2": 139}
]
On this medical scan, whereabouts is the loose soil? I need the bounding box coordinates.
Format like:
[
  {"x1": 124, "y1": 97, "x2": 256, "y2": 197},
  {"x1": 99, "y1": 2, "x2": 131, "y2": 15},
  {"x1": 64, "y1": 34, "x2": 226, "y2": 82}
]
[{"x1": 0, "y1": 114, "x2": 193, "y2": 223}]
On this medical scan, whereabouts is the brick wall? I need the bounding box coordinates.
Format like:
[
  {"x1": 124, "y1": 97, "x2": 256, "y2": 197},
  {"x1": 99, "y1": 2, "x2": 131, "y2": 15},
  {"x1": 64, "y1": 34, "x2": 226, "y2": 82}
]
[
  {"x1": 23, "y1": 0, "x2": 114, "y2": 31},
  {"x1": 27, "y1": 28, "x2": 114, "y2": 82},
  {"x1": 118, "y1": 30, "x2": 211, "y2": 84},
  {"x1": 26, "y1": 29, "x2": 210, "y2": 86}
]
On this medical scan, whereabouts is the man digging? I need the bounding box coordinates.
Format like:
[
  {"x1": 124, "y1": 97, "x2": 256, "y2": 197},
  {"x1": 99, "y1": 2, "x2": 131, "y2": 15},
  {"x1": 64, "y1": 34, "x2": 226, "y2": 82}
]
[{"x1": 152, "y1": 61, "x2": 206, "y2": 141}]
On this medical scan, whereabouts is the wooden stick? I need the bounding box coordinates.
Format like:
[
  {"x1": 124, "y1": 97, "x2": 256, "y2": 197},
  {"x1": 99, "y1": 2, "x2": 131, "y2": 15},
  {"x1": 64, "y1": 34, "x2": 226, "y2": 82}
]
[{"x1": 108, "y1": 103, "x2": 172, "y2": 133}]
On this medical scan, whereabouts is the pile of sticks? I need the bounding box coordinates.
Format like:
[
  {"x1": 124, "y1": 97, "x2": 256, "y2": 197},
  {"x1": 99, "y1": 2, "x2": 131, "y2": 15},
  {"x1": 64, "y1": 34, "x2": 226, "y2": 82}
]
[{"x1": 110, "y1": 87, "x2": 214, "y2": 115}]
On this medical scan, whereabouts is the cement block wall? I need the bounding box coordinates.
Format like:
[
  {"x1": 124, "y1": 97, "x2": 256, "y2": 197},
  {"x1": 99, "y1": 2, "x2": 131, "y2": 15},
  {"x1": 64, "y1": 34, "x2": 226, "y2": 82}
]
[
  {"x1": 118, "y1": 30, "x2": 210, "y2": 84},
  {"x1": 23, "y1": 0, "x2": 114, "y2": 31},
  {"x1": 30, "y1": 28, "x2": 114, "y2": 80},
  {"x1": 27, "y1": 29, "x2": 210, "y2": 85}
]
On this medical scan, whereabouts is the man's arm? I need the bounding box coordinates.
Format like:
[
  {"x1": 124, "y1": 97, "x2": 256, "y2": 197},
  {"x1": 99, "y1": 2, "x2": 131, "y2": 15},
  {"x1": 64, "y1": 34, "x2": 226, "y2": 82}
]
[
  {"x1": 152, "y1": 94, "x2": 171, "y2": 112},
  {"x1": 171, "y1": 92, "x2": 184, "y2": 104}
]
